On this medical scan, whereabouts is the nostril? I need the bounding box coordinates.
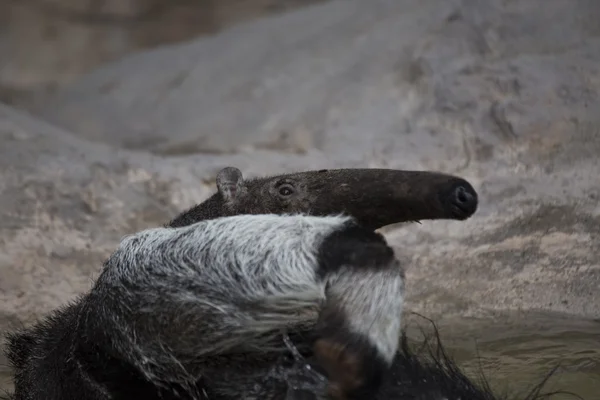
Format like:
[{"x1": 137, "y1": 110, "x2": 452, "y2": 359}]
[
  {"x1": 451, "y1": 184, "x2": 477, "y2": 212},
  {"x1": 455, "y1": 187, "x2": 469, "y2": 204},
  {"x1": 445, "y1": 182, "x2": 478, "y2": 219}
]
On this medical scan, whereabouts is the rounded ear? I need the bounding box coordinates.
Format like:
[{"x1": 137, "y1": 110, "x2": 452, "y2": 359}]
[{"x1": 216, "y1": 167, "x2": 246, "y2": 204}]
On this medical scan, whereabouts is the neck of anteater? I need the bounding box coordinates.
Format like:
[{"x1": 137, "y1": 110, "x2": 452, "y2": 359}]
[{"x1": 166, "y1": 193, "x2": 226, "y2": 228}]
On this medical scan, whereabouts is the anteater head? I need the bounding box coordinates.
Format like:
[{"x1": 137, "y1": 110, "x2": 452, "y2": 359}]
[{"x1": 168, "y1": 167, "x2": 478, "y2": 230}]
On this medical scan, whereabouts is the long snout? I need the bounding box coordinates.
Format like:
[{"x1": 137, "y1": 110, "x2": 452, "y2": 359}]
[{"x1": 307, "y1": 169, "x2": 479, "y2": 230}]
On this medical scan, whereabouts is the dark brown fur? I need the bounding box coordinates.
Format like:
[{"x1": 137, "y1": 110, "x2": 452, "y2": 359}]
[{"x1": 168, "y1": 167, "x2": 478, "y2": 230}]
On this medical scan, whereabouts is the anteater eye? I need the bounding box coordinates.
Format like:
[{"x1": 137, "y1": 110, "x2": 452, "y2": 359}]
[{"x1": 278, "y1": 184, "x2": 295, "y2": 197}]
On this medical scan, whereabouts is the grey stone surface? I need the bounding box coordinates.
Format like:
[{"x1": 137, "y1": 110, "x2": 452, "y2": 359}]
[
  {"x1": 0, "y1": 0, "x2": 326, "y2": 103},
  {"x1": 1, "y1": 0, "x2": 600, "y2": 335}
]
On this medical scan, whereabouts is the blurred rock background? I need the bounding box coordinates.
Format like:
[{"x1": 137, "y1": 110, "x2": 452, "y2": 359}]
[
  {"x1": 0, "y1": 0, "x2": 326, "y2": 104},
  {"x1": 0, "y1": 0, "x2": 599, "y2": 391}
]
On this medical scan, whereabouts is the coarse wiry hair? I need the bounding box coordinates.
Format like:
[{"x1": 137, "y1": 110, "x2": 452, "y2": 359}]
[{"x1": 4, "y1": 213, "x2": 405, "y2": 399}]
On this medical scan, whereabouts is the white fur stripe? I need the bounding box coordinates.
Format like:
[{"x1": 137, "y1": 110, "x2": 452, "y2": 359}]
[
  {"x1": 326, "y1": 265, "x2": 404, "y2": 364},
  {"x1": 91, "y1": 214, "x2": 354, "y2": 381}
]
